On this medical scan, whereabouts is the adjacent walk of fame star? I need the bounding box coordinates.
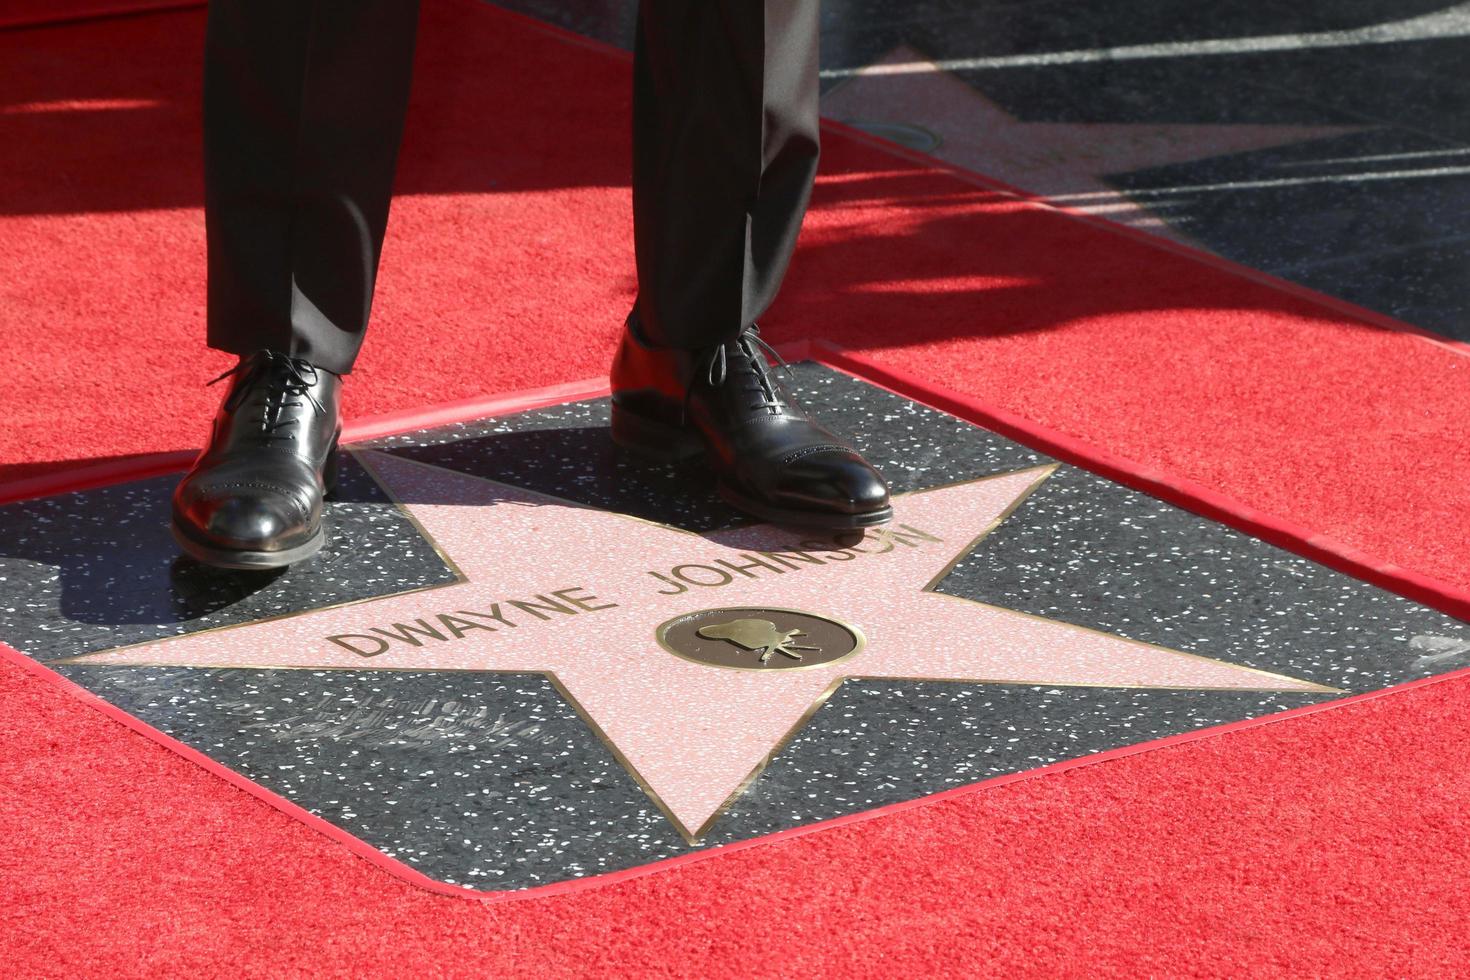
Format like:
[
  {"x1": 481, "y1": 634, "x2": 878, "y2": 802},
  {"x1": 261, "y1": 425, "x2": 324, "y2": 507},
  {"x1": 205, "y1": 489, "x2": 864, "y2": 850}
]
[
  {"x1": 58, "y1": 450, "x2": 1336, "y2": 842},
  {"x1": 821, "y1": 45, "x2": 1366, "y2": 243}
]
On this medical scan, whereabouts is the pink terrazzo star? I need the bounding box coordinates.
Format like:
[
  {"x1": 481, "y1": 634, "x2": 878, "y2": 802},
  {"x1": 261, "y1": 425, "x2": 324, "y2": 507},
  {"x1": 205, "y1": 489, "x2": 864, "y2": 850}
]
[{"x1": 64, "y1": 450, "x2": 1332, "y2": 840}]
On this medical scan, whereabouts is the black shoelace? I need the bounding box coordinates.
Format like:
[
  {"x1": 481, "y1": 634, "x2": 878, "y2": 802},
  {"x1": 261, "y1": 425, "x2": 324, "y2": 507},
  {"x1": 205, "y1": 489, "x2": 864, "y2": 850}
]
[
  {"x1": 208, "y1": 350, "x2": 326, "y2": 442},
  {"x1": 688, "y1": 325, "x2": 796, "y2": 421}
]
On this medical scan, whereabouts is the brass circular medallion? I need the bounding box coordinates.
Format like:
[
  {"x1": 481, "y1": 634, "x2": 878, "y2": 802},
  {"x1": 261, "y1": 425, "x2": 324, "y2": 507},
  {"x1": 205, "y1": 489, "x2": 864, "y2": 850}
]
[{"x1": 655, "y1": 607, "x2": 865, "y2": 672}]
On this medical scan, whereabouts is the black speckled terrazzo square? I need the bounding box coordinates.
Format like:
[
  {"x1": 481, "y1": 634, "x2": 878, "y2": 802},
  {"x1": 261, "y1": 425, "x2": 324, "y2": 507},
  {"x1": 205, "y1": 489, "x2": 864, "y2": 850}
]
[{"x1": 2, "y1": 362, "x2": 1466, "y2": 890}]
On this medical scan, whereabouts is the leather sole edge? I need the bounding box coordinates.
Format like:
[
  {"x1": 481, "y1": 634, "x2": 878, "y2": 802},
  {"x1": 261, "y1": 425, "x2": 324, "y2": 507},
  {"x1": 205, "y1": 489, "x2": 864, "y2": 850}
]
[{"x1": 169, "y1": 519, "x2": 326, "y2": 571}]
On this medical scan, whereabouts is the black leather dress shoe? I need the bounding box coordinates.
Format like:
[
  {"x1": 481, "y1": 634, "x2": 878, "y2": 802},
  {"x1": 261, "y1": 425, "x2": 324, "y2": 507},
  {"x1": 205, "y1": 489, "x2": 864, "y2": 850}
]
[
  {"x1": 610, "y1": 317, "x2": 892, "y2": 529},
  {"x1": 171, "y1": 350, "x2": 342, "y2": 570}
]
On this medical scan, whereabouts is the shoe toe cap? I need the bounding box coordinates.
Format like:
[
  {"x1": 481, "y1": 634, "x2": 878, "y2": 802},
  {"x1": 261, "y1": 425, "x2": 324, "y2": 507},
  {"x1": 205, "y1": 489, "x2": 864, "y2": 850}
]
[
  {"x1": 779, "y1": 450, "x2": 891, "y2": 515},
  {"x1": 202, "y1": 496, "x2": 302, "y2": 547},
  {"x1": 176, "y1": 482, "x2": 313, "y2": 552}
]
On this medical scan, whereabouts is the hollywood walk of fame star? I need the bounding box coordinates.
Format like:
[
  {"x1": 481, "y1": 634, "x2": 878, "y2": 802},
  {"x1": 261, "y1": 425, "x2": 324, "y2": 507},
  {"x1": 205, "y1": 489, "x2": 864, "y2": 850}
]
[
  {"x1": 58, "y1": 450, "x2": 1335, "y2": 842},
  {"x1": 821, "y1": 45, "x2": 1366, "y2": 242}
]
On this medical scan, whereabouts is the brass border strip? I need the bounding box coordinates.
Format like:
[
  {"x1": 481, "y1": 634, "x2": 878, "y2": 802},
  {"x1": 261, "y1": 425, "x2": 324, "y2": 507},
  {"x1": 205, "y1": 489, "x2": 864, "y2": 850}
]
[
  {"x1": 916, "y1": 463, "x2": 1058, "y2": 591},
  {"x1": 688, "y1": 677, "x2": 848, "y2": 841}
]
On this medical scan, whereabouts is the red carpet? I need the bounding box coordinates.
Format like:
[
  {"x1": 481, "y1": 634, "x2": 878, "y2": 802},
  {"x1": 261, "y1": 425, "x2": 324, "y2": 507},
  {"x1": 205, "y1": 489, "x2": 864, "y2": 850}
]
[
  {"x1": 0, "y1": 1, "x2": 199, "y2": 30},
  {"x1": 4, "y1": 2, "x2": 1470, "y2": 974}
]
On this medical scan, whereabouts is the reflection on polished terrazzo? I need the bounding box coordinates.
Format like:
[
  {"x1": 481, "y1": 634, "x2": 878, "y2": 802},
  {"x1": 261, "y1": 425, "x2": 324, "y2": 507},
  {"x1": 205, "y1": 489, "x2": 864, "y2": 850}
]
[
  {"x1": 2, "y1": 364, "x2": 1467, "y2": 888},
  {"x1": 493, "y1": 0, "x2": 1470, "y2": 339}
]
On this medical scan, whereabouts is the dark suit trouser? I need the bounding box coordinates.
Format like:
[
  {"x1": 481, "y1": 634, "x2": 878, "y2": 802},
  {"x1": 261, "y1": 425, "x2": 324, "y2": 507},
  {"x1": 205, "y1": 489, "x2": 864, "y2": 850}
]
[{"x1": 204, "y1": 0, "x2": 821, "y2": 375}]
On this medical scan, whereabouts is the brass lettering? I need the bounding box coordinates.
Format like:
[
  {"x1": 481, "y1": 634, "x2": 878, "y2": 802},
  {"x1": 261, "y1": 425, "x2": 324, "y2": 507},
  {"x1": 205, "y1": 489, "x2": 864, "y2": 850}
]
[
  {"x1": 800, "y1": 538, "x2": 856, "y2": 561},
  {"x1": 436, "y1": 613, "x2": 496, "y2": 639},
  {"x1": 552, "y1": 586, "x2": 619, "y2": 612},
  {"x1": 647, "y1": 572, "x2": 689, "y2": 596},
  {"x1": 896, "y1": 523, "x2": 943, "y2": 543},
  {"x1": 507, "y1": 594, "x2": 577, "y2": 621},
  {"x1": 672, "y1": 564, "x2": 735, "y2": 587},
  {"x1": 327, "y1": 633, "x2": 390, "y2": 657},
  {"x1": 322, "y1": 584, "x2": 619, "y2": 654},
  {"x1": 764, "y1": 548, "x2": 825, "y2": 569},
  {"x1": 715, "y1": 552, "x2": 786, "y2": 579},
  {"x1": 458, "y1": 604, "x2": 517, "y2": 628},
  {"x1": 371, "y1": 619, "x2": 449, "y2": 647}
]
